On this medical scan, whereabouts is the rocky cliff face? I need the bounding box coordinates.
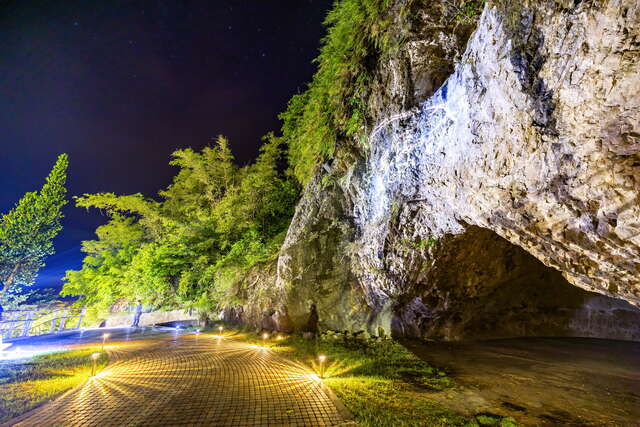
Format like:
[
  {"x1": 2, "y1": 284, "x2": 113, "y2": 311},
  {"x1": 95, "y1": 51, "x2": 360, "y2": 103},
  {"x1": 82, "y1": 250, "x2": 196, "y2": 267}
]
[{"x1": 230, "y1": 0, "x2": 640, "y2": 341}]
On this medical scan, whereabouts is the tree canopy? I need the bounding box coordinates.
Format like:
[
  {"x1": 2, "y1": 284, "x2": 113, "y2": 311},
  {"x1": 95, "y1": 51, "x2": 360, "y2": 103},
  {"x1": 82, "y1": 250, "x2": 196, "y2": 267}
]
[
  {"x1": 0, "y1": 154, "x2": 69, "y2": 297},
  {"x1": 62, "y1": 136, "x2": 298, "y2": 321}
]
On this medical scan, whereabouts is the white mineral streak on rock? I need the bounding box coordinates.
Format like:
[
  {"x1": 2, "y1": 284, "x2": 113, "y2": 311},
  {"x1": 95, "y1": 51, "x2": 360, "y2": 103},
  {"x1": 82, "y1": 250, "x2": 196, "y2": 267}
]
[
  {"x1": 273, "y1": 1, "x2": 640, "y2": 337},
  {"x1": 345, "y1": 3, "x2": 640, "y2": 308}
]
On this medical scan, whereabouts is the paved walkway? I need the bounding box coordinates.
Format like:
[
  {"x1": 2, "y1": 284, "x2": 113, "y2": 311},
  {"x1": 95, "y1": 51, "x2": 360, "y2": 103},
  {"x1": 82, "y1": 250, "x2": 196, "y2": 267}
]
[
  {"x1": 4, "y1": 326, "x2": 171, "y2": 353},
  {"x1": 7, "y1": 333, "x2": 348, "y2": 426}
]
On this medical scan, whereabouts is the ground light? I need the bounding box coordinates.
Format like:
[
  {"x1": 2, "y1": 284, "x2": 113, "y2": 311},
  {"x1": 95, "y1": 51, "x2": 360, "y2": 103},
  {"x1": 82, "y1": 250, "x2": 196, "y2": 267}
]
[
  {"x1": 318, "y1": 354, "x2": 326, "y2": 378},
  {"x1": 101, "y1": 333, "x2": 110, "y2": 351},
  {"x1": 90, "y1": 352, "x2": 100, "y2": 377},
  {"x1": 218, "y1": 326, "x2": 223, "y2": 333}
]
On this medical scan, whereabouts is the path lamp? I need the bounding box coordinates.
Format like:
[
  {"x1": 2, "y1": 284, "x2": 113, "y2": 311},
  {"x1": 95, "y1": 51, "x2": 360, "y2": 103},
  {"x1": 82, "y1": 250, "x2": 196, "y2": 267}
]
[
  {"x1": 218, "y1": 326, "x2": 223, "y2": 333},
  {"x1": 101, "y1": 333, "x2": 110, "y2": 351},
  {"x1": 91, "y1": 352, "x2": 100, "y2": 377},
  {"x1": 318, "y1": 354, "x2": 327, "y2": 379},
  {"x1": 262, "y1": 332, "x2": 269, "y2": 347}
]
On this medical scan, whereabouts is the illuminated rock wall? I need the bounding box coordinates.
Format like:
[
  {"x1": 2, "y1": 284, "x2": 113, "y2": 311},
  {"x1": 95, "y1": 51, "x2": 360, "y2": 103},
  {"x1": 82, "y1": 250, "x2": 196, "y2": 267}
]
[{"x1": 235, "y1": 0, "x2": 640, "y2": 340}]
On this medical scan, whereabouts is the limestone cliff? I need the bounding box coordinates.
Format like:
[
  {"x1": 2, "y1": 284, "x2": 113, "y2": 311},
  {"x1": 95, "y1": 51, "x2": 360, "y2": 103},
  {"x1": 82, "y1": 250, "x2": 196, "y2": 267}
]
[{"x1": 229, "y1": 0, "x2": 640, "y2": 341}]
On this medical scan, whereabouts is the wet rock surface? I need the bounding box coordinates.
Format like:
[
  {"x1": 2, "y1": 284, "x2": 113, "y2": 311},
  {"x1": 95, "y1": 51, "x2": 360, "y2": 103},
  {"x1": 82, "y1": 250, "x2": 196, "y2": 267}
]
[{"x1": 404, "y1": 337, "x2": 640, "y2": 426}]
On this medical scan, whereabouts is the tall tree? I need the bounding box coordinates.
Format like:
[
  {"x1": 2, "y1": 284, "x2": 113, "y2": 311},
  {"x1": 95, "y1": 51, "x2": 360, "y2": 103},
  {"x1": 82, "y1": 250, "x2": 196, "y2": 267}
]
[{"x1": 0, "y1": 154, "x2": 69, "y2": 296}]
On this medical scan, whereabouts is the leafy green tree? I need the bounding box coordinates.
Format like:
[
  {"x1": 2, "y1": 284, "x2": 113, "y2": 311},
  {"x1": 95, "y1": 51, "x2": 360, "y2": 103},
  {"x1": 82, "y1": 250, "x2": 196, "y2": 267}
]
[
  {"x1": 63, "y1": 136, "x2": 298, "y2": 321},
  {"x1": 61, "y1": 215, "x2": 154, "y2": 321},
  {"x1": 0, "y1": 154, "x2": 68, "y2": 296}
]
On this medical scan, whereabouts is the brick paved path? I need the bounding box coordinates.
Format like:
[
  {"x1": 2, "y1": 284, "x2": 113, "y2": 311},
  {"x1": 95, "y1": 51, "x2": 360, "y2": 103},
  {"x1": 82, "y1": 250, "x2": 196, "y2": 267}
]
[{"x1": 8, "y1": 334, "x2": 348, "y2": 426}]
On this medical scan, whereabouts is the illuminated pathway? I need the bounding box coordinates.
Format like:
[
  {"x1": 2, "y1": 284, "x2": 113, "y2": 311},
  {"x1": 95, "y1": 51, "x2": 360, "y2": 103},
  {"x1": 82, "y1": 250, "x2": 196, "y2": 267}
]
[{"x1": 7, "y1": 334, "x2": 349, "y2": 426}]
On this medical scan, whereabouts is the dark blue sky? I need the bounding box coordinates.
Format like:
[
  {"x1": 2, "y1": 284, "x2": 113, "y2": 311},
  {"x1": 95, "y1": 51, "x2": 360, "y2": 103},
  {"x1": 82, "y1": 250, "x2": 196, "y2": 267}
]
[{"x1": 0, "y1": 0, "x2": 332, "y2": 292}]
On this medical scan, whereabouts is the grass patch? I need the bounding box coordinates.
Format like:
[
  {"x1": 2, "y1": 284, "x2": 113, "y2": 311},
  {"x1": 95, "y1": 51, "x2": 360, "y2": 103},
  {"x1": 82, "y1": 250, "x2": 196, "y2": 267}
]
[
  {"x1": 0, "y1": 347, "x2": 108, "y2": 423},
  {"x1": 247, "y1": 330, "x2": 469, "y2": 426},
  {"x1": 238, "y1": 329, "x2": 518, "y2": 426}
]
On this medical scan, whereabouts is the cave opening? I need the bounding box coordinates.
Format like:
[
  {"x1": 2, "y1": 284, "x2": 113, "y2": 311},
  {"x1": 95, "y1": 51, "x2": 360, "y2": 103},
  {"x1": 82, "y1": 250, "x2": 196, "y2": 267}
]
[{"x1": 393, "y1": 226, "x2": 640, "y2": 341}]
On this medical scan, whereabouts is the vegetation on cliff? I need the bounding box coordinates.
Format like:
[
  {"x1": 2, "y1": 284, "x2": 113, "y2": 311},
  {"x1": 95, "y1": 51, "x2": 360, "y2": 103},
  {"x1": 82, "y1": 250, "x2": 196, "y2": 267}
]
[
  {"x1": 62, "y1": 136, "x2": 297, "y2": 322},
  {"x1": 280, "y1": 0, "x2": 399, "y2": 184},
  {"x1": 280, "y1": 0, "x2": 485, "y2": 185}
]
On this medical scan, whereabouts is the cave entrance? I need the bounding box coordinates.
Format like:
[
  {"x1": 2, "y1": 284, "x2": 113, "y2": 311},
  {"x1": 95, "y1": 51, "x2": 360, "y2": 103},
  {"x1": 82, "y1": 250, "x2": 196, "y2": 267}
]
[{"x1": 394, "y1": 226, "x2": 640, "y2": 341}]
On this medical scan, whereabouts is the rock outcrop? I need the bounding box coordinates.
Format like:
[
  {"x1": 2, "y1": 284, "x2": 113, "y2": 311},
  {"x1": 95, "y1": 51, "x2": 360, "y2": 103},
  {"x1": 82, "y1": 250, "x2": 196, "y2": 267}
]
[{"x1": 229, "y1": 0, "x2": 640, "y2": 341}]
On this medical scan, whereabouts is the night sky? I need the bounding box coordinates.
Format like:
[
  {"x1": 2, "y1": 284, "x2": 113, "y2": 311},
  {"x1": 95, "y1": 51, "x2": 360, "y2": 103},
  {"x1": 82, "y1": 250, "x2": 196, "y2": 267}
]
[{"x1": 0, "y1": 0, "x2": 333, "y2": 293}]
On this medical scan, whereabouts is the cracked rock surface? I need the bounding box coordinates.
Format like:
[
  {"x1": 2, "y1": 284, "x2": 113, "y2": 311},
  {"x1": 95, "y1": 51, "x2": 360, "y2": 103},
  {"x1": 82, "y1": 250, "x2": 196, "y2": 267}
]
[{"x1": 230, "y1": 0, "x2": 640, "y2": 341}]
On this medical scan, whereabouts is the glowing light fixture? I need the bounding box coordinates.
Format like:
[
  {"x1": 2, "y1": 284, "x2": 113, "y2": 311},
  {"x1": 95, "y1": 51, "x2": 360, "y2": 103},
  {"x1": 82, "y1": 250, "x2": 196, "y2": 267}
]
[
  {"x1": 318, "y1": 354, "x2": 327, "y2": 378},
  {"x1": 276, "y1": 334, "x2": 283, "y2": 340},
  {"x1": 91, "y1": 352, "x2": 101, "y2": 376},
  {"x1": 218, "y1": 326, "x2": 223, "y2": 333},
  {"x1": 101, "y1": 333, "x2": 110, "y2": 351}
]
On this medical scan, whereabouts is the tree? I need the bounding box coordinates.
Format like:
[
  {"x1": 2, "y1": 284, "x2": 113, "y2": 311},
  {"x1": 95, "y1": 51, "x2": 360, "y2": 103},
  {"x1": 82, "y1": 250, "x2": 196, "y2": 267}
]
[
  {"x1": 0, "y1": 154, "x2": 69, "y2": 296},
  {"x1": 62, "y1": 136, "x2": 299, "y2": 321}
]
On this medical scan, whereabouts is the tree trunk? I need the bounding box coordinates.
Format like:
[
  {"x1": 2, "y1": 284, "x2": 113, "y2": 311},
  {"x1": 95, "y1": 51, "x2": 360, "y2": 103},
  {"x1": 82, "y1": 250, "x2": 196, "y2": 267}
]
[{"x1": 0, "y1": 264, "x2": 19, "y2": 297}]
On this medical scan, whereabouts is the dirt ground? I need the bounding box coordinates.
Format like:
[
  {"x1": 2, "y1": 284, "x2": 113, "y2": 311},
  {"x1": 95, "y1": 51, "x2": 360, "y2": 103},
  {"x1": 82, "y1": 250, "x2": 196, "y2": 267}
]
[{"x1": 404, "y1": 337, "x2": 640, "y2": 426}]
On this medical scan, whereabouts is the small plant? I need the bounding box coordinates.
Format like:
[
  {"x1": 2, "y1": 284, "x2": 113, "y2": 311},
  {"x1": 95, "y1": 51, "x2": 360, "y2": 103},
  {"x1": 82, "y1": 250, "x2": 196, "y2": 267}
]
[
  {"x1": 321, "y1": 174, "x2": 337, "y2": 189},
  {"x1": 475, "y1": 413, "x2": 518, "y2": 426},
  {"x1": 451, "y1": 0, "x2": 486, "y2": 25}
]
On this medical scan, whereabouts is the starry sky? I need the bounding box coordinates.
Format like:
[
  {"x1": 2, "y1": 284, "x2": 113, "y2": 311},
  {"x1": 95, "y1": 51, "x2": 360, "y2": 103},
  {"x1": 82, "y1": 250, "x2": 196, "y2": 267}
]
[{"x1": 0, "y1": 0, "x2": 333, "y2": 293}]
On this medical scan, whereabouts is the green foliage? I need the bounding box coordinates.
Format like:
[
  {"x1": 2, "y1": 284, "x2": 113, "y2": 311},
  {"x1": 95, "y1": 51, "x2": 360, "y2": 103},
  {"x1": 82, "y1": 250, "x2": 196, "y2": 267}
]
[
  {"x1": 451, "y1": 1, "x2": 485, "y2": 25},
  {"x1": 0, "y1": 348, "x2": 108, "y2": 423},
  {"x1": 280, "y1": 0, "x2": 398, "y2": 184},
  {"x1": 0, "y1": 154, "x2": 68, "y2": 296},
  {"x1": 62, "y1": 136, "x2": 298, "y2": 322},
  {"x1": 475, "y1": 414, "x2": 518, "y2": 426},
  {"x1": 280, "y1": 0, "x2": 487, "y2": 185},
  {"x1": 269, "y1": 332, "x2": 471, "y2": 426}
]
